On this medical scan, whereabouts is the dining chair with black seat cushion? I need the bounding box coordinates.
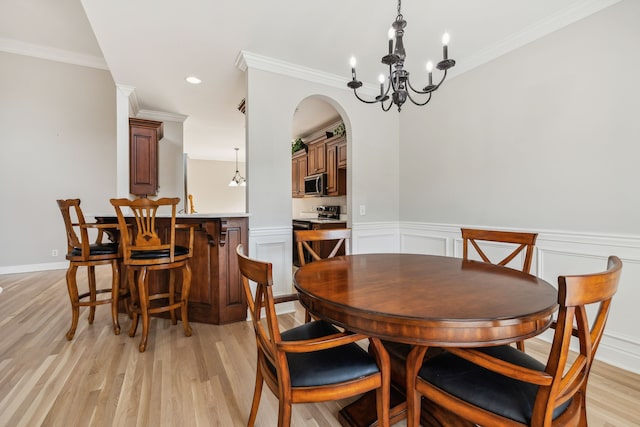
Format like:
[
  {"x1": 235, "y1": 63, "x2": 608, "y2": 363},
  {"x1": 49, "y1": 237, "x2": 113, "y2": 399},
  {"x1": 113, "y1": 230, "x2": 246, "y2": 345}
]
[
  {"x1": 110, "y1": 197, "x2": 195, "y2": 352},
  {"x1": 381, "y1": 227, "x2": 540, "y2": 412},
  {"x1": 295, "y1": 228, "x2": 351, "y2": 322},
  {"x1": 405, "y1": 255, "x2": 622, "y2": 427},
  {"x1": 57, "y1": 199, "x2": 126, "y2": 340},
  {"x1": 462, "y1": 227, "x2": 538, "y2": 351},
  {"x1": 236, "y1": 244, "x2": 390, "y2": 427}
]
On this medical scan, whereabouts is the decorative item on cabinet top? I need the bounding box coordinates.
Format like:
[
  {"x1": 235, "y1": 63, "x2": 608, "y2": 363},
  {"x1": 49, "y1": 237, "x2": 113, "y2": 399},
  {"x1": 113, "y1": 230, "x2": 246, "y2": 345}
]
[{"x1": 291, "y1": 137, "x2": 306, "y2": 154}]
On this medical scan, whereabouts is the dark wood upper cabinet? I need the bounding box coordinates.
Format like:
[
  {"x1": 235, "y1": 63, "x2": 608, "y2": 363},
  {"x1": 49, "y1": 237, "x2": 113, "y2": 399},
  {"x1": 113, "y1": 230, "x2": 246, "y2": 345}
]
[
  {"x1": 129, "y1": 118, "x2": 164, "y2": 197},
  {"x1": 306, "y1": 136, "x2": 327, "y2": 175}
]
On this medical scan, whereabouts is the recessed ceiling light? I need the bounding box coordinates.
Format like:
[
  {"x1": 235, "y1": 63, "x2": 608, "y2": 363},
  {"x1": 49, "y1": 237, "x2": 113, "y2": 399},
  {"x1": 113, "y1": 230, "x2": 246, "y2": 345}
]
[{"x1": 185, "y1": 76, "x2": 202, "y2": 84}]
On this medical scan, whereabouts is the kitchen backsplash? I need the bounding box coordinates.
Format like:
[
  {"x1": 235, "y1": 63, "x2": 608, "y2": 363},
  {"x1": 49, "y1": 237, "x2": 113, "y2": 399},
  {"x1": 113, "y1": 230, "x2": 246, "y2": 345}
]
[{"x1": 293, "y1": 195, "x2": 347, "y2": 219}]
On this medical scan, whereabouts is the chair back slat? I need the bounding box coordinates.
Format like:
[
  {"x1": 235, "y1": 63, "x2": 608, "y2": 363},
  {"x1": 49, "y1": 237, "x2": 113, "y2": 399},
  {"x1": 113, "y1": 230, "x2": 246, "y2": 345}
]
[
  {"x1": 296, "y1": 228, "x2": 351, "y2": 266},
  {"x1": 529, "y1": 255, "x2": 622, "y2": 425},
  {"x1": 461, "y1": 228, "x2": 538, "y2": 274},
  {"x1": 236, "y1": 245, "x2": 281, "y2": 365}
]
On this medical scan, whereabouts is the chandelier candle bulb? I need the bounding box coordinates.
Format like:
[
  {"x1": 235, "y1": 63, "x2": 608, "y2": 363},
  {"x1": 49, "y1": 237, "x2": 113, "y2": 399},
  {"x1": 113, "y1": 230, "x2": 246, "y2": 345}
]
[
  {"x1": 388, "y1": 28, "x2": 394, "y2": 54},
  {"x1": 350, "y1": 56, "x2": 357, "y2": 79},
  {"x1": 378, "y1": 74, "x2": 385, "y2": 96},
  {"x1": 426, "y1": 61, "x2": 434, "y2": 85},
  {"x1": 442, "y1": 32, "x2": 450, "y2": 60}
]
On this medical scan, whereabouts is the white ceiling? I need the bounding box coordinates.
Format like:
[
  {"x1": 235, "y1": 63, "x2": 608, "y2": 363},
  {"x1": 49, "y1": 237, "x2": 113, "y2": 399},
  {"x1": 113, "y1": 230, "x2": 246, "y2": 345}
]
[{"x1": 0, "y1": 0, "x2": 621, "y2": 161}]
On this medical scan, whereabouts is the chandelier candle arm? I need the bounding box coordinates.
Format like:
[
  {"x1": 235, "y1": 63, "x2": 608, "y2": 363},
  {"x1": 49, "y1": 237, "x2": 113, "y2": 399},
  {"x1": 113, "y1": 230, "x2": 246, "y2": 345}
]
[{"x1": 346, "y1": 0, "x2": 455, "y2": 112}]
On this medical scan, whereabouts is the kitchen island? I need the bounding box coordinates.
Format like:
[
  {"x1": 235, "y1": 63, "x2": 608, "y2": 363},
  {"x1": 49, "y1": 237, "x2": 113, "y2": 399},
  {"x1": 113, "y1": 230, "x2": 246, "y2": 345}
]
[{"x1": 95, "y1": 213, "x2": 249, "y2": 325}]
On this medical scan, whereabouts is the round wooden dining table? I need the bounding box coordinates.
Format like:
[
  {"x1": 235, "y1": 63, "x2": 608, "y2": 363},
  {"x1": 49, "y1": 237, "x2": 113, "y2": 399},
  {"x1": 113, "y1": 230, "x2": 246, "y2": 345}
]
[
  {"x1": 294, "y1": 253, "x2": 558, "y2": 346},
  {"x1": 293, "y1": 253, "x2": 559, "y2": 427}
]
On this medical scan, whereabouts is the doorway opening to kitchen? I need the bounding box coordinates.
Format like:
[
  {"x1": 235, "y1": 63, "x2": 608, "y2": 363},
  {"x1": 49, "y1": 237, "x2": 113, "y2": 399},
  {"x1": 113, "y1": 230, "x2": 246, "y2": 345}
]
[{"x1": 290, "y1": 95, "x2": 350, "y2": 270}]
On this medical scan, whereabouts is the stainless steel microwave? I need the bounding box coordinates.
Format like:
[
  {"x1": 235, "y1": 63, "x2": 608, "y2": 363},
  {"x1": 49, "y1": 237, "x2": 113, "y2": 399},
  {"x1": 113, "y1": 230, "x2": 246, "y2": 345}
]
[{"x1": 304, "y1": 173, "x2": 326, "y2": 197}]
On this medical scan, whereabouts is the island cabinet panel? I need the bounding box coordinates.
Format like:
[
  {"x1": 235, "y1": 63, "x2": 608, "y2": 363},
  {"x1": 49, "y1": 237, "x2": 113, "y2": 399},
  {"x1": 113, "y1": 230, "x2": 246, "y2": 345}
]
[{"x1": 96, "y1": 215, "x2": 248, "y2": 324}]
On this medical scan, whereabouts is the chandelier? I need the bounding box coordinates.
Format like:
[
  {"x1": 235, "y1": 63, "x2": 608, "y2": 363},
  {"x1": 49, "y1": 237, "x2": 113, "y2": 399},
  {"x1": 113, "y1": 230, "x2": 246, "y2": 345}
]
[
  {"x1": 347, "y1": 0, "x2": 456, "y2": 112},
  {"x1": 228, "y1": 147, "x2": 246, "y2": 187}
]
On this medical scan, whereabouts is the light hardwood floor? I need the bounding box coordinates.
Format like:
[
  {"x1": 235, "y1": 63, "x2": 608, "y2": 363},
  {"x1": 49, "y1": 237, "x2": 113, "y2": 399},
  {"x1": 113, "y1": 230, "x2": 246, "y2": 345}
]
[{"x1": 0, "y1": 268, "x2": 638, "y2": 426}]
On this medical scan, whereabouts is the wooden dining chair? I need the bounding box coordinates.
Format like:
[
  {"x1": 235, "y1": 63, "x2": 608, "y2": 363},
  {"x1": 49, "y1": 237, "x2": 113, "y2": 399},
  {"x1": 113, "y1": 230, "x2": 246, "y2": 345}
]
[
  {"x1": 236, "y1": 244, "x2": 390, "y2": 427},
  {"x1": 295, "y1": 228, "x2": 351, "y2": 266},
  {"x1": 462, "y1": 228, "x2": 538, "y2": 351},
  {"x1": 110, "y1": 197, "x2": 195, "y2": 352},
  {"x1": 462, "y1": 228, "x2": 538, "y2": 274},
  {"x1": 405, "y1": 256, "x2": 622, "y2": 427},
  {"x1": 295, "y1": 228, "x2": 351, "y2": 321},
  {"x1": 57, "y1": 199, "x2": 127, "y2": 340}
]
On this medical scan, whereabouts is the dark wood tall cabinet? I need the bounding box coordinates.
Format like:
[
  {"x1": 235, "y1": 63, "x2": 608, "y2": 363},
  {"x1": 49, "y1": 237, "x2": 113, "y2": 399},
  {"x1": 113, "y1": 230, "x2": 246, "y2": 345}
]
[{"x1": 129, "y1": 118, "x2": 163, "y2": 197}]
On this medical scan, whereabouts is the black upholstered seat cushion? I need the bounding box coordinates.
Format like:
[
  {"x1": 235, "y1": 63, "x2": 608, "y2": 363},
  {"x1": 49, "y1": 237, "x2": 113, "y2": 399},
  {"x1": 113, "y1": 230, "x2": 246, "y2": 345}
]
[
  {"x1": 267, "y1": 320, "x2": 380, "y2": 388},
  {"x1": 419, "y1": 345, "x2": 571, "y2": 424},
  {"x1": 71, "y1": 243, "x2": 119, "y2": 256},
  {"x1": 130, "y1": 245, "x2": 190, "y2": 260}
]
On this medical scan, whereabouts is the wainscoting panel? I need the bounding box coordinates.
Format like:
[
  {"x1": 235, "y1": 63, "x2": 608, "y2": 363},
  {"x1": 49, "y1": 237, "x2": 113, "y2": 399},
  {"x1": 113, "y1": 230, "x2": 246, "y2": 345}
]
[
  {"x1": 248, "y1": 226, "x2": 295, "y2": 315},
  {"x1": 351, "y1": 222, "x2": 400, "y2": 254}
]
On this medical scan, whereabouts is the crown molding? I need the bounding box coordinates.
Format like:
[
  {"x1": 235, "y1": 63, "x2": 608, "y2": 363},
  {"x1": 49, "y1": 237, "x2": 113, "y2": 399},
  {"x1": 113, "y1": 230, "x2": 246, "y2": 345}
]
[
  {"x1": 236, "y1": 50, "x2": 378, "y2": 96},
  {"x1": 0, "y1": 37, "x2": 108, "y2": 70},
  {"x1": 137, "y1": 109, "x2": 188, "y2": 123},
  {"x1": 450, "y1": 0, "x2": 622, "y2": 78}
]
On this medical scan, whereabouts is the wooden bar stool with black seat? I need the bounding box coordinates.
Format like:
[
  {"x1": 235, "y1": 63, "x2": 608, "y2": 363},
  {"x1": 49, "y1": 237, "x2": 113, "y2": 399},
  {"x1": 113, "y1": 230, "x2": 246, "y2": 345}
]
[
  {"x1": 57, "y1": 199, "x2": 126, "y2": 340},
  {"x1": 110, "y1": 197, "x2": 195, "y2": 352}
]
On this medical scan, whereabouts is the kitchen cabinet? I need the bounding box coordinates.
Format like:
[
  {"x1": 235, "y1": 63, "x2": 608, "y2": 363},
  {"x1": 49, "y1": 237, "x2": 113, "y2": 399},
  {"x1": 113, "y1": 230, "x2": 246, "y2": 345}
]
[
  {"x1": 326, "y1": 135, "x2": 347, "y2": 196},
  {"x1": 129, "y1": 118, "x2": 163, "y2": 197},
  {"x1": 306, "y1": 136, "x2": 326, "y2": 175},
  {"x1": 292, "y1": 150, "x2": 307, "y2": 198}
]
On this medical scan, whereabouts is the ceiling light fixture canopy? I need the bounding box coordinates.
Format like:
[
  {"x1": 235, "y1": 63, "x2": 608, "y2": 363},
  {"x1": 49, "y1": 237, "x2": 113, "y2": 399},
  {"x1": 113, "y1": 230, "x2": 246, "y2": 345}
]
[
  {"x1": 347, "y1": 0, "x2": 456, "y2": 112},
  {"x1": 229, "y1": 147, "x2": 246, "y2": 187}
]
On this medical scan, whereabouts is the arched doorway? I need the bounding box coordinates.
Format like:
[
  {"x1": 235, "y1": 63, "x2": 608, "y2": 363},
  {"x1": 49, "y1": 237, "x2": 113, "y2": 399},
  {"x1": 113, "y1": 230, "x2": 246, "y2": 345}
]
[{"x1": 290, "y1": 95, "x2": 350, "y2": 265}]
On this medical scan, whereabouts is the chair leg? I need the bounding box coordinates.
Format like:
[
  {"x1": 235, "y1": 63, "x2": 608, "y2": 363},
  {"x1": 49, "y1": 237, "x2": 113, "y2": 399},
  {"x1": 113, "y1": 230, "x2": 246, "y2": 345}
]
[
  {"x1": 137, "y1": 268, "x2": 150, "y2": 352},
  {"x1": 277, "y1": 399, "x2": 293, "y2": 427},
  {"x1": 65, "y1": 264, "x2": 80, "y2": 340},
  {"x1": 128, "y1": 268, "x2": 139, "y2": 338},
  {"x1": 111, "y1": 260, "x2": 121, "y2": 335},
  {"x1": 87, "y1": 265, "x2": 97, "y2": 324},
  {"x1": 370, "y1": 337, "x2": 390, "y2": 427},
  {"x1": 181, "y1": 263, "x2": 192, "y2": 337},
  {"x1": 406, "y1": 346, "x2": 429, "y2": 427},
  {"x1": 247, "y1": 358, "x2": 264, "y2": 427},
  {"x1": 516, "y1": 340, "x2": 526, "y2": 352},
  {"x1": 169, "y1": 269, "x2": 177, "y2": 325}
]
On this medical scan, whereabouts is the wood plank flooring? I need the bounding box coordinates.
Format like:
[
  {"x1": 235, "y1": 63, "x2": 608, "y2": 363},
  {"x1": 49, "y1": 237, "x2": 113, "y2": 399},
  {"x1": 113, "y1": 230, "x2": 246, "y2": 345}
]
[{"x1": 0, "y1": 268, "x2": 638, "y2": 426}]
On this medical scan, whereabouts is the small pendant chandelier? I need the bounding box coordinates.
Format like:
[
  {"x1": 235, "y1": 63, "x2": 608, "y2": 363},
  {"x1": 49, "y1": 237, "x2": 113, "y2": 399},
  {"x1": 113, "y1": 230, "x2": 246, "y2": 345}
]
[
  {"x1": 228, "y1": 147, "x2": 246, "y2": 187},
  {"x1": 347, "y1": 0, "x2": 456, "y2": 112}
]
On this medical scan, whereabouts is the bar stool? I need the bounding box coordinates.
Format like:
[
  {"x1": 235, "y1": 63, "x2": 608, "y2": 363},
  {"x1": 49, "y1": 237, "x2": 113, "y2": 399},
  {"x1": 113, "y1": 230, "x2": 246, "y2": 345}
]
[
  {"x1": 57, "y1": 199, "x2": 125, "y2": 340},
  {"x1": 110, "y1": 197, "x2": 195, "y2": 352}
]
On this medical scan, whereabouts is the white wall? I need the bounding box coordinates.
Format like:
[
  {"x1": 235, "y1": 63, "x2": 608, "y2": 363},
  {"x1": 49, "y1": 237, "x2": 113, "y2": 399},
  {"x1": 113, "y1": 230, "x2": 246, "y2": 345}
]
[
  {"x1": 0, "y1": 52, "x2": 116, "y2": 268},
  {"x1": 243, "y1": 64, "x2": 399, "y2": 297},
  {"x1": 187, "y1": 158, "x2": 246, "y2": 213},
  {"x1": 399, "y1": 0, "x2": 640, "y2": 233}
]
